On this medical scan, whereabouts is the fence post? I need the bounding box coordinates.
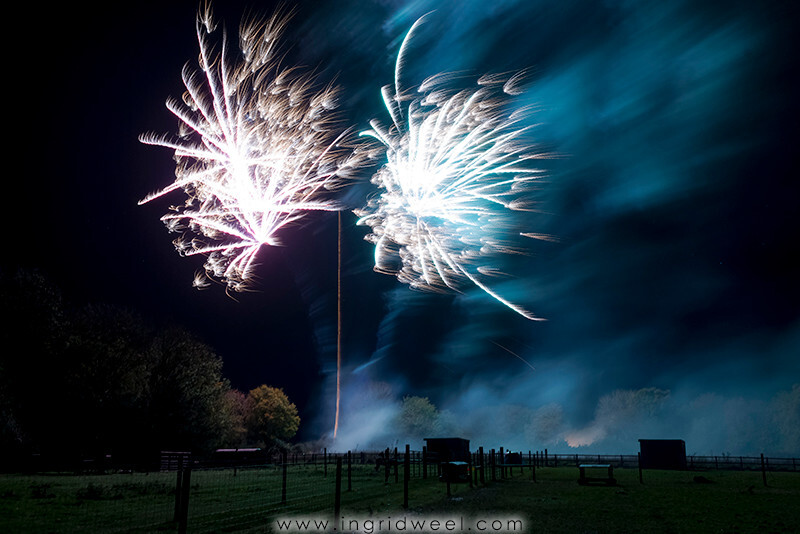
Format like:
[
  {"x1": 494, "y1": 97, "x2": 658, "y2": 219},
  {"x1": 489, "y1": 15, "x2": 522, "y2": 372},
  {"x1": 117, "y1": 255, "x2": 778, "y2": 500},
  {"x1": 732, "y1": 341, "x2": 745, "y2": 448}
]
[
  {"x1": 384, "y1": 448, "x2": 391, "y2": 483},
  {"x1": 334, "y1": 457, "x2": 342, "y2": 523},
  {"x1": 500, "y1": 447, "x2": 505, "y2": 479},
  {"x1": 422, "y1": 446, "x2": 428, "y2": 480},
  {"x1": 479, "y1": 447, "x2": 485, "y2": 484},
  {"x1": 394, "y1": 447, "x2": 399, "y2": 483},
  {"x1": 638, "y1": 452, "x2": 643, "y2": 484},
  {"x1": 281, "y1": 450, "x2": 288, "y2": 504},
  {"x1": 404, "y1": 444, "x2": 410, "y2": 509},
  {"x1": 173, "y1": 456, "x2": 184, "y2": 522},
  {"x1": 761, "y1": 454, "x2": 767, "y2": 487},
  {"x1": 545, "y1": 449, "x2": 548, "y2": 467},
  {"x1": 347, "y1": 451, "x2": 352, "y2": 492},
  {"x1": 491, "y1": 449, "x2": 496, "y2": 481},
  {"x1": 468, "y1": 452, "x2": 474, "y2": 489},
  {"x1": 177, "y1": 462, "x2": 191, "y2": 534}
]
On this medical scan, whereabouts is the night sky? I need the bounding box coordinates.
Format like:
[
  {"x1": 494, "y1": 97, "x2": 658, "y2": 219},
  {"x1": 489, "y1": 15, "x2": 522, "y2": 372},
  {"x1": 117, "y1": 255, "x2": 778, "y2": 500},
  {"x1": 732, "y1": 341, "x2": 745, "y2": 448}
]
[{"x1": 8, "y1": 0, "x2": 799, "y2": 455}]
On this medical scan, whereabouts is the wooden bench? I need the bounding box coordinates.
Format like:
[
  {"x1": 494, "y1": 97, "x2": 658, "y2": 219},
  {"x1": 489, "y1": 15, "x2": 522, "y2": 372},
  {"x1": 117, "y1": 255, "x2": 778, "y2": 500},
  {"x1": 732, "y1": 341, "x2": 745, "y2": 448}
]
[{"x1": 578, "y1": 464, "x2": 616, "y2": 486}]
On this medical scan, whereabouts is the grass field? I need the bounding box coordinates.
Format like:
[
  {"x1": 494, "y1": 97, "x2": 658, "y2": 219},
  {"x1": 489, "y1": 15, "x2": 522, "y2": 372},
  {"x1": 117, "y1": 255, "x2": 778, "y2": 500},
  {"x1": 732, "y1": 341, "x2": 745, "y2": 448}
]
[{"x1": 1, "y1": 464, "x2": 798, "y2": 533}]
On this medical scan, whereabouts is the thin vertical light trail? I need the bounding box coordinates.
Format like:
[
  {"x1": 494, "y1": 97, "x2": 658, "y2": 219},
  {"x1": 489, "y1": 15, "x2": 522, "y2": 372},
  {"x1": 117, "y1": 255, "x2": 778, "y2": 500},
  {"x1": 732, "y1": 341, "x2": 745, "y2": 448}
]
[{"x1": 334, "y1": 212, "x2": 342, "y2": 439}]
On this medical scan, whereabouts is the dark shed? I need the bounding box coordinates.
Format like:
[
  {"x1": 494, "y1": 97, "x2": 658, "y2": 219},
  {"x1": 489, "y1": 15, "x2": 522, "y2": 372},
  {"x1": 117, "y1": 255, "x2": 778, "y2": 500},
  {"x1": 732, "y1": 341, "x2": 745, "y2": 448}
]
[
  {"x1": 638, "y1": 439, "x2": 687, "y2": 470},
  {"x1": 424, "y1": 438, "x2": 470, "y2": 462}
]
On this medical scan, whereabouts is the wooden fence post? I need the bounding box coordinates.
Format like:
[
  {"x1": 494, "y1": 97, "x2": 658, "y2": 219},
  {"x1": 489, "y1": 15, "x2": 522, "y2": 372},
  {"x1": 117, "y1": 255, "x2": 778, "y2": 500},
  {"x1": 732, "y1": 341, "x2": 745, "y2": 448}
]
[
  {"x1": 384, "y1": 448, "x2": 391, "y2": 483},
  {"x1": 468, "y1": 452, "x2": 474, "y2": 489},
  {"x1": 347, "y1": 451, "x2": 352, "y2": 492},
  {"x1": 394, "y1": 447, "x2": 399, "y2": 483},
  {"x1": 334, "y1": 457, "x2": 342, "y2": 523},
  {"x1": 173, "y1": 456, "x2": 184, "y2": 522},
  {"x1": 479, "y1": 447, "x2": 485, "y2": 484},
  {"x1": 404, "y1": 445, "x2": 410, "y2": 509},
  {"x1": 422, "y1": 446, "x2": 428, "y2": 479},
  {"x1": 281, "y1": 450, "x2": 288, "y2": 504},
  {"x1": 761, "y1": 454, "x2": 767, "y2": 487},
  {"x1": 177, "y1": 462, "x2": 191, "y2": 534},
  {"x1": 638, "y1": 452, "x2": 643, "y2": 484}
]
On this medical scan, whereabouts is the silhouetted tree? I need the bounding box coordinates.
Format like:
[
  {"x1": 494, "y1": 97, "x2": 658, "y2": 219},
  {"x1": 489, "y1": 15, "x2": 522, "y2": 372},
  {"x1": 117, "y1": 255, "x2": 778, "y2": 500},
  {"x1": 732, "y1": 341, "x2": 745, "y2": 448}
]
[
  {"x1": 59, "y1": 304, "x2": 154, "y2": 461},
  {"x1": 222, "y1": 388, "x2": 252, "y2": 447},
  {"x1": 147, "y1": 327, "x2": 236, "y2": 455},
  {"x1": 0, "y1": 269, "x2": 68, "y2": 462},
  {"x1": 0, "y1": 269, "x2": 242, "y2": 466},
  {"x1": 397, "y1": 396, "x2": 441, "y2": 439},
  {"x1": 246, "y1": 385, "x2": 300, "y2": 450}
]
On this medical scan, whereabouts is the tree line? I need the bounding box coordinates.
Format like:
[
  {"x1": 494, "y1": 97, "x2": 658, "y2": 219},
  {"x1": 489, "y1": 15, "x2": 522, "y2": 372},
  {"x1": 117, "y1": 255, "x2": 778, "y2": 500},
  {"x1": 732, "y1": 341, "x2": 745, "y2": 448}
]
[{"x1": 0, "y1": 269, "x2": 299, "y2": 470}]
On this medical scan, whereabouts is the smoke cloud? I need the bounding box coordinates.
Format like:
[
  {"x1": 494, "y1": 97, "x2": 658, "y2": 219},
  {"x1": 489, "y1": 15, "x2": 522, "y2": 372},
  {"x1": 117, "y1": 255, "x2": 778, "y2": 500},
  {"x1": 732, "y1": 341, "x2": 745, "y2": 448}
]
[{"x1": 285, "y1": 0, "x2": 798, "y2": 456}]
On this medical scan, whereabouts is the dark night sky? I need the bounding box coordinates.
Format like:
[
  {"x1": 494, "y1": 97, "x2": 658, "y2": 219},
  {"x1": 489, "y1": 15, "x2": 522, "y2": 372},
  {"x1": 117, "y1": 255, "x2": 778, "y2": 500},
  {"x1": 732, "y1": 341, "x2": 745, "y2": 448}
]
[{"x1": 6, "y1": 0, "x2": 799, "y2": 454}]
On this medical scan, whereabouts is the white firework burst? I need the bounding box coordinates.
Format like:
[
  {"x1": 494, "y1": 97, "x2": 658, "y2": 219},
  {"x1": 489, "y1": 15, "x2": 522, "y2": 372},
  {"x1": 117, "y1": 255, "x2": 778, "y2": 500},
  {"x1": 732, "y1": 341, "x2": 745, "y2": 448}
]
[
  {"x1": 140, "y1": 4, "x2": 374, "y2": 290},
  {"x1": 355, "y1": 15, "x2": 551, "y2": 320}
]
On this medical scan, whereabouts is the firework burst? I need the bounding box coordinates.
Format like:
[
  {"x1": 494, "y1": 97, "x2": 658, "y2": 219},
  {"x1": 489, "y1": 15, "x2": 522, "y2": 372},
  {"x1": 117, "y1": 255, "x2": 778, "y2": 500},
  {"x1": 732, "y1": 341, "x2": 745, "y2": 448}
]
[
  {"x1": 139, "y1": 4, "x2": 372, "y2": 290},
  {"x1": 355, "y1": 15, "x2": 551, "y2": 320}
]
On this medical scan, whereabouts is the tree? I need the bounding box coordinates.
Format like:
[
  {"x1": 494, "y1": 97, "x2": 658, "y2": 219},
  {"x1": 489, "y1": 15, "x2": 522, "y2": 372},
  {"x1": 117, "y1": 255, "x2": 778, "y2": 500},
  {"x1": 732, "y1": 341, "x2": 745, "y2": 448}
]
[
  {"x1": 0, "y1": 269, "x2": 69, "y2": 461},
  {"x1": 0, "y1": 269, "x2": 246, "y2": 465},
  {"x1": 221, "y1": 388, "x2": 252, "y2": 447},
  {"x1": 59, "y1": 304, "x2": 154, "y2": 460},
  {"x1": 147, "y1": 327, "x2": 237, "y2": 455},
  {"x1": 246, "y1": 385, "x2": 300, "y2": 450},
  {"x1": 397, "y1": 396, "x2": 441, "y2": 439}
]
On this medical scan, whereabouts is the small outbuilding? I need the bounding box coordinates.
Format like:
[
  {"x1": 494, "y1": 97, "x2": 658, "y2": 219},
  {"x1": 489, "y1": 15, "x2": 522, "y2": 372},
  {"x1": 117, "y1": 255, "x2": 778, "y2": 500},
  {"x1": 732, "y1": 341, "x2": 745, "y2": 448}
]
[
  {"x1": 638, "y1": 439, "x2": 687, "y2": 470},
  {"x1": 424, "y1": 438, "x2": 471, "y2": 484},
  {"x1": 424, "y1": 438, "x2": 470, "y2": 462}
]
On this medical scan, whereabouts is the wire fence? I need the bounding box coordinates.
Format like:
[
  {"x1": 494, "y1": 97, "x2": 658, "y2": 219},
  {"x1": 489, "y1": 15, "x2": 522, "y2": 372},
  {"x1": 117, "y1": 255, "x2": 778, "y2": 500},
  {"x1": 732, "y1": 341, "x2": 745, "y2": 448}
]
[{"x1": 2, "y1": 447, "x2": 797, "y2": 533}]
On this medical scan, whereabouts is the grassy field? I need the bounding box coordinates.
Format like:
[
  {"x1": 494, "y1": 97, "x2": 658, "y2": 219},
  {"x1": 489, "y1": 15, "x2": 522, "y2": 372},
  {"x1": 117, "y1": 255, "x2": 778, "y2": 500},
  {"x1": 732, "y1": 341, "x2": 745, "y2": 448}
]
[
  {"x1": 1, "y1": 464, "x2": 798, "y2": 533},
  {"x1": 409, "y1": 466, "x2": 800, "y2": 533}
]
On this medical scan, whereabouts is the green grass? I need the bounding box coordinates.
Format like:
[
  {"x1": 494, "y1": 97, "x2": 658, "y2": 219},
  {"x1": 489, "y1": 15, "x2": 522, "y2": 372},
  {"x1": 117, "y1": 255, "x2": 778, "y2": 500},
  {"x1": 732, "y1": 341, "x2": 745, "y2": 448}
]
[
  {"x1": 1, "y1": 465, "x2": 798, "y2": 533},
  {"x1": 407, "y1": 467, "x2": 800, "y2": 533}
]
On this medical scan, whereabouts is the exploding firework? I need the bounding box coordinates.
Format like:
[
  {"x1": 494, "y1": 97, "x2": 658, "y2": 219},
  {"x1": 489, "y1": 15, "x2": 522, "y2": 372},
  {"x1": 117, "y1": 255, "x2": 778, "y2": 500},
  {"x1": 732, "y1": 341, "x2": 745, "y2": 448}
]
[
  {"x1": 139, "y1": 4, "x2": 373, "y2": 290},
  {"x1": 355, "y1": 15, "x2": 551, "y2": 320}
]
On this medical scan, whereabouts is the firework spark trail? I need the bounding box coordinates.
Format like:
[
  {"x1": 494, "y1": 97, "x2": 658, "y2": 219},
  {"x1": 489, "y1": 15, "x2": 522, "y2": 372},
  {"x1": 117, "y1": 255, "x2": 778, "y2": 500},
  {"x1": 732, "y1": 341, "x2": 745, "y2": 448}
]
[
  {"x1": 139, "y1": 4, "x2": 375, "y2": 291},
  {"x1": 355, "y1": 14, "x2": 552, "y2": 321}
]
